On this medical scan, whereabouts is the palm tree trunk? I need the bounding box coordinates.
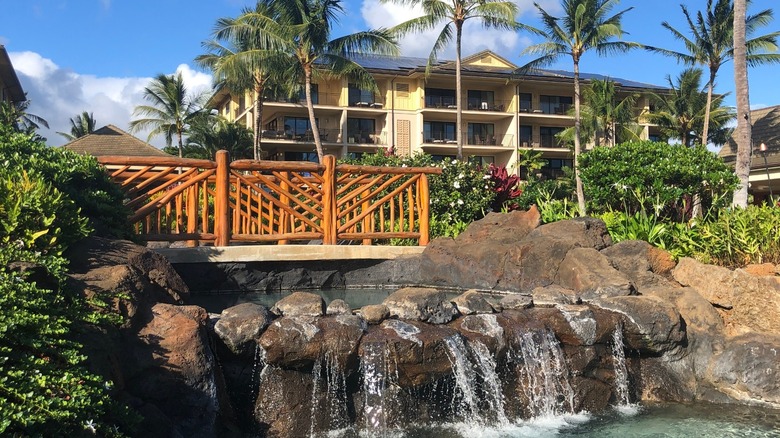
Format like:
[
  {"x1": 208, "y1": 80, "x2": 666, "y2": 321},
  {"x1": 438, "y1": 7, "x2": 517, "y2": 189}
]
[
  {"x1": 253, "y1": 72, "x2": 264, "y2": 161},
  {"x1": 702, "y1": 71, "x2": 716, "y2": 147},
  {"x1": 573, "y1": 59, "x2": 587, "y2": 216},
  {"x1": 455, "y1": 23, "x2": 463, "y2": 161},
  {"x1": 732, "y1": 0, "x2": 752, "y2": 207},
  {"x1": 304, "y1": 64, "x2": 325, "y2": 163},
  {"x1": 177, "y1": 129, "x2": 184, "y2": 158}
]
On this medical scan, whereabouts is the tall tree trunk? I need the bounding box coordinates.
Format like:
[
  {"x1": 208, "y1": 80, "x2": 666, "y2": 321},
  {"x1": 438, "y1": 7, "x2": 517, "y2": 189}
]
[
  {"x1": 305, "y1": 64, "x2": 325, "y2": 163},
  {"x1": 455, "y1": 22, "x2": 463, "y2": 161},
  {"x1": 732, "y1": 0, "x2": 752, "y2": 208},
  {"x1": 702, "y1": 70, "x2": 716, "y2": 147},
  {"x1": 177, "y1": 129, "x2": 184, "y2": 158},
  {"x1": 573, "y1": 59, "x2": 587, "y2": 216},
  {"x1": 253, "y1": 71, "x2": 264, "y2": 161}
]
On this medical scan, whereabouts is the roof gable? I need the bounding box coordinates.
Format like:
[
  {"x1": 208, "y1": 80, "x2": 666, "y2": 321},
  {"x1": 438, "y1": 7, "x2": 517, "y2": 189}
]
[
  {"x1": 62, "y1": 124, "x2": 171, "y2": 157},
  {"x1": 461, "y1": 50, "x2": 517, "y2": 69}
]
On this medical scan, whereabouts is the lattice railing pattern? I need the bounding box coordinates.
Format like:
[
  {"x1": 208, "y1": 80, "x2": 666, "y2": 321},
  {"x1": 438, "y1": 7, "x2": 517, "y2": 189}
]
[{"x1": 98, "y1": 151, "x2": 440, "y2": 246}]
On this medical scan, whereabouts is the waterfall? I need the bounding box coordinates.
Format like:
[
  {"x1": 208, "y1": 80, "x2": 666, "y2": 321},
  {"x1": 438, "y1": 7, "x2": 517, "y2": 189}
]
[
  {"x1": 361, "y1": 341, "x2": 390, "y2": 433},
  {"x1": 612, "y1": 324, "x2": 636, "y2": 414},
  {"x1": 443, "y1": 335, "x2": 508, "y2": 426},
  {"x1": 510, "y1": 329, "x2": 576, "y2": 418},
  {"x1": 309, "y1": 351, "x2": 350, "y2": 436}
]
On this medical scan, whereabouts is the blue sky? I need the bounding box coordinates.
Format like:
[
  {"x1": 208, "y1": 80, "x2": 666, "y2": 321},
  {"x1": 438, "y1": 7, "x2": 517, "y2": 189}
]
[{"x1": 3, "y1": 0, "x2": 779, "y2": 146}]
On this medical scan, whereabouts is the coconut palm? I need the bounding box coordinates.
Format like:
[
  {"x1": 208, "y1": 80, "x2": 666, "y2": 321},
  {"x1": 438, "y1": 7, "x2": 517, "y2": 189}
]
[
  {"x1": 646, "y1": 0, "x2": 780, "y2": 147},
  {"x1": 559, "y1": 78, "x2": 640, "y2": 147},
  {"x1": 518, "y1": 0, "x2": 637, "y2": 215},
  {"x1": 384, "y1": 0, "x2": 525, "y2": 161},
  {"x1": 197, "y1": 1, "x2": 291, "y2": 160},
  {"x1": 732, "y1": 0, "x2": 752, "y2": 207},
  {"x1": 129, "y1": 72, "x2": 208, "y2": 158},
  {"x1": 233, "y1": 0, "x2": 399, "y2": 163},
  {"x1": 646, "y1": 68, "x2": 734, "y2": 147},
  {"x1": 165, "y1": 115, "x2": 254, "y2": 160},
  {"x1": 58, "y1": 111, "x2": 97, "y2": 141},
  {"x1": 0, "y1": 98, "x2": 49, "y2": 134}
]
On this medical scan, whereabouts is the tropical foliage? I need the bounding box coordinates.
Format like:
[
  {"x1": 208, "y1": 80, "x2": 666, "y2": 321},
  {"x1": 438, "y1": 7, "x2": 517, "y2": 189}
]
[
  {"x1": 518, "y1": 0, "x2": 637, "y2": 215},
  {"x1": 130, "y1": 72, "x2": 209, "y2": 157},
  {"x1": 579, "y1": 140, "x2": 738, "y2": 220},
  {"x1": 0, "y1": 123, "x2": 135, "y2": 436},
  {"x1": 645, "y1": 68, "x2": 734, "y2": 146},
  {"x1": 0, "y1": 99, "x2": 49, "y2": 135},
  {"x1": 163, "y1": 116, "x2": 254, "y2": 160},
  {"x1": 57, "y1": 111, "x2": 97, "y2": 141}
]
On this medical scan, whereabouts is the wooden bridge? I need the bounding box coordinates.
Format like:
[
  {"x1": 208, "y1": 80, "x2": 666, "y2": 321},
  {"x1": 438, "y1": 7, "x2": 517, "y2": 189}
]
[{"x1": 98, "y1": 151, "x2": 441, "y2": 251}]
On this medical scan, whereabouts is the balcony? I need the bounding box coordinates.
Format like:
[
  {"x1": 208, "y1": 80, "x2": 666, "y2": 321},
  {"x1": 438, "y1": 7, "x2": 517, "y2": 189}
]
[
  {"x1": 518, "y1": 103, "x2": 572, "y2": 115},
  {"x1": 424, "y1": 97, "x2": 510, "y2": 112},
  {"x1": 466, "y1": 133, "x2": 513, "y2": 147},
  {"x1": 261, "y1": 128, "x2": 341, "y2": 143},
  {"x1": 346, "y1": 130, "x2": 386, "y2": 145},
  {"x1": 264, "y1": 92, "x2": 341, "y2": 107},
  {"x1": 539, "y1": 134, "x2": 568, "y2": 148}
]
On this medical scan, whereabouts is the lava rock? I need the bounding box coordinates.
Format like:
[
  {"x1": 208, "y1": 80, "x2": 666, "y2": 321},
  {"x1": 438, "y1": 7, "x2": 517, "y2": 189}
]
[
  {"x1": 214, "y1": 302, "x2": 271, "y2": 355},
  {"x1": 383, "y1": 287, "x2": 459, "y2": 324},
  {"x1": 359, "y1": 304, "x2": 389, "y2": 325},
  {"x1": 271, "y1": 291, "x2": 325, "y2": 317},
  {"x1": 326, "y1": 299, "x2": 352, "y2": 315},
  {"x1": 451, "y1": 290, "x2": 494, "y2": 315},
  {"x1": 556, "y1": 247, "x2": 635, "y2": 301}
]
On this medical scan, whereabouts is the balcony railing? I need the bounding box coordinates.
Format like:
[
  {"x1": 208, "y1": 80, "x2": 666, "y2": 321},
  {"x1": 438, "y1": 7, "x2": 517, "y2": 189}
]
[
  {"x1": 518, "y1": 103, "x2": 572, "y2": 115},
  {"x1": 348, "y1": 97, "x2": 385, "y2": 109},
  {"x1": 539, "y1": 134, "x2": 568, "y2": 148},
  {"x1": 261, "y1": 128, "x2": 341, "y2": 143},
  {"x1": 347, "y1": 131, "x2": 386, "y2": 145},
  {"x1": 466, "y1": 133, "x2": 513, "y2": 146},
  {"x1": 264, "y1": 92, "x2": 341, "y2": 106},
  {"x1": 425, "y1": 97, "x2": 510, "y2": 112}
]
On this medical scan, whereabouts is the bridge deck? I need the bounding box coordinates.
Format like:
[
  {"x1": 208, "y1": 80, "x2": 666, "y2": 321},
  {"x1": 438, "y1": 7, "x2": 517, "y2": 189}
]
[{"x1": 155, "y1": 244, "x2": 425, "y2": 264}]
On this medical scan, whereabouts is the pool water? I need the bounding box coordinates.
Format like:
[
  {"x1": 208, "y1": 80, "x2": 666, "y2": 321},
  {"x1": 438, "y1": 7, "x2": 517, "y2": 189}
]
[{"x1": 327, "y1": 403, "x2": 779, "y2": 437}]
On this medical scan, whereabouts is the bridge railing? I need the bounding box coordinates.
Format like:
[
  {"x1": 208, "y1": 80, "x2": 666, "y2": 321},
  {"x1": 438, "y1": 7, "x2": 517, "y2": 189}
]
[{"x1": 98, "y1": 151, "x2": 441, "y2": 246}]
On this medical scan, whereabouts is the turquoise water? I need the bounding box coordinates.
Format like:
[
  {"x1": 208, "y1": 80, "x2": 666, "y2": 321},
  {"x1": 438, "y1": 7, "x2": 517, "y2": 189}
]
[{"x1": 342, "y1": 403, "x2": 780, "y2": 437}]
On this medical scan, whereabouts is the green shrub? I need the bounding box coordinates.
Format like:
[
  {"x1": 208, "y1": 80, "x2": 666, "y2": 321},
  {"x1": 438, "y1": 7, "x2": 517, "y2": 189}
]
[
  {"x1": 694, "y1": 205, "x2": 780, "y2": 266},
  {"x1": 516, "y1": 178, "x2": 574, "y2": 212},
  {"x1": 580, "y1": 141, "x2": 738, "y2": 220},
  {"x1": 341, "y1": 153, "x2": 495, "y2": 238},
  {"x1": 0, "y1": 126, "x2": 131, "y2": 242}
]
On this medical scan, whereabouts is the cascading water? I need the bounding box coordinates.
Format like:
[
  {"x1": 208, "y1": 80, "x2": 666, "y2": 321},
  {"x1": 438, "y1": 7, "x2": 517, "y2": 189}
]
[
  {"x1": 510, "y1": 329, "x2": 576, "y2": 418},
  {"x1": 361, "y1": 341, "x2": 390, "y2": 434},
  {"x1": 611, "y1": 324, "x2": 637, "y2": 414},
  {"x1": 443, "y1": 335, "x2": 509, "y2": 426},
  {"x1": 309, "y1": 351, "x2": 350, "y2": 436}
]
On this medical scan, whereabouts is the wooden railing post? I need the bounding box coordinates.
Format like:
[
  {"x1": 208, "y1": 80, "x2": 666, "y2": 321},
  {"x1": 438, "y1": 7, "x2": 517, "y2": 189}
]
[
  {"x1": 419, "y1": 174, "x2": 431, "y2": 246},
  {"x1": 215, "y1": 150, "x2": 231, "y2": 247},
  {"x1": 321, "y1": 155, "x2": 337, "y2": 244},
  {"x1": 186, "y1": 183, "x2": 198, "y2": 247},
  {"x1": 279, "y1": 171, "x2": 290, "y2": 245}
]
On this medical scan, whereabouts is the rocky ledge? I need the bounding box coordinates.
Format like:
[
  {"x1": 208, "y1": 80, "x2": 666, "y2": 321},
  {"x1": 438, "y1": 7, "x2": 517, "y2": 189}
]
[{"x1": 67, "y1": 208, "x2": 780, "y2": 437}]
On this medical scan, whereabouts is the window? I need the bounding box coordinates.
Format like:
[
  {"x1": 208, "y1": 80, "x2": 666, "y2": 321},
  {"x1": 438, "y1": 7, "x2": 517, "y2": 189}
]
[
  {"x1": 395, "y1": 83, "x2": 410, "y2": 97},
  {"x1": 519, "y1": 93, "x2": 532, "y2": 112},
  {"x1": 467, "y1": 90, "x2": 495, "y2": 110},
  {"x1": 425, "y1": 88, "x2": 456, "y2": 108},
  {"x1": 539, "y1": 126, "x2": 565, "y2": 147},
  {"x1": 283, "y1": 116, "x2": 318, "y2": 137},
  {"x1": 540, "y1": 158, "x2": 573, "y2": 180},
  {"x1": 540, "y1": 95, "x2": 573, "y2": 114},
  {"x1": 347, "y1": 118, "x2": 376, "y2": 143},
  {"x1": 299, "y1": 84, "x2": 319, "y2": 104},
  {"x1": 430, "y1": 154, "x2": 457, "y2": 162},
  {"x1": 424, "y1": 121, "x2": 456, "y2": 143},
  {"x1": 348, "y1": 83, "x2": 374, "y2": 106},
  {"x1": 469, "y1": 156, "x2": 495, "y2": 167},
  {"x1": 519, "y1": 125, "x2": 532, "y2": 147},
  {"x1": 467, "y1": 123, "x2": 495, "y2": 145}
]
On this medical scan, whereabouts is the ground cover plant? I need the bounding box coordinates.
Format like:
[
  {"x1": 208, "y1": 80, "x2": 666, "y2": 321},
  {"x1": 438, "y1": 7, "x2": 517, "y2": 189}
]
[{"x1": 0, "y1": 125, "x2": 135, "y2": 436}]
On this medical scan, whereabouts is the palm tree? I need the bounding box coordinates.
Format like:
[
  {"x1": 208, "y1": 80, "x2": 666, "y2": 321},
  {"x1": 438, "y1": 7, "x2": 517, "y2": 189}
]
[
  {"x1": 559, "y1": 78, "x2": 639, "y2": 147},
  {"x1": 646, "y1": 68, "x2": 734, "y2": 147},
  {"x1": 732, "y1": 0, "x2": 752, "y2": 207},
  {"x1": 197, "y1": 1, "x2": 290, "y2": 160},
  {"x1": 166, "y1": 115, "x2": 254, "y2": 160},
  {"x1": 234, "y1": 0, "x2": 399, "y2": 163},
  {"x1": 58, "y1": 111, "x2": 97, "y2": 141},
  {"x1": 384, "y1": 0, "x2": 524, "y2": 161},
  {"x1": 129, "y1": 72, "x2": 208, "y2": 158},
  {"x1": 518, "y1": 0, "x2": 637, "y2": 215},
  {"x1": 0, "y1": 99, "x2": 49, "y2": 134},
  {"x1": 646, "y1": 0, "x2": 780, "y2": 146}
]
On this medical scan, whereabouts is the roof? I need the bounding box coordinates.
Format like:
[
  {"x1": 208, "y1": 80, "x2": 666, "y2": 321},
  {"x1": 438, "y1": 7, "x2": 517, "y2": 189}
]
[
  {"x1": 350, "y1": 51, "x2": 665, "y2": 89},
  {"x1": 0, "y1": 45, "x2": 25, "y2": 103},
  {"x1": 62, "y1": 124, "x2": 171, "y2": 157},
  {"x1": 719, "y1": 105, "x2": 780, "y2": 169}
]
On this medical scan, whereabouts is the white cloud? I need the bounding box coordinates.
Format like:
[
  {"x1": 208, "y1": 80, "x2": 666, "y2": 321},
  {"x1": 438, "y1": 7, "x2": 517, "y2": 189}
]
[
  {"x1": 360, "y1": 0, "x2": 557, "y2": 60},
  {"x1": 9, "y1": 51, "x2": 213, "y2": 147}
]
